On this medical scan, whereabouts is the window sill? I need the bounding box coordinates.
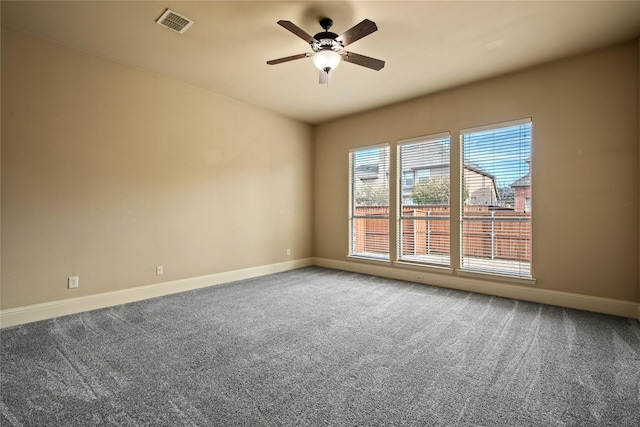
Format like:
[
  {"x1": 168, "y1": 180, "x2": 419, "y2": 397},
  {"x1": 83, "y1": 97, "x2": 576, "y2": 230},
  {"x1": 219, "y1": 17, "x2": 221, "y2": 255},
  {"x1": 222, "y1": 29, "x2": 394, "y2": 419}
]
[
  {"x1": 345, "y1": 256, "x2": 536, "y2": 286},
  {"x1": 346, "y1": 255, "x2": 392, "y2": 265},
  {"x1": 456, "y1": 268, "x2": 537, "y2": 286},
  {"x1": 393, "y1": 261, "x2": 454, "y2": 275}
]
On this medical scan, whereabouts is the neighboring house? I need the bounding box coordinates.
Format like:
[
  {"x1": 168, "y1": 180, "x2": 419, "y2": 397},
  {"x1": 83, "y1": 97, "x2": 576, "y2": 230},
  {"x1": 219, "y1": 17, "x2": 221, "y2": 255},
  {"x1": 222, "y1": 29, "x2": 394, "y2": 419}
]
[
  {"x1": 404, "y1": 162, "x2": 500, "y2": 207},
  {"x1": 353, "y1": 147, "x2": 391, "y2": 206},
  {"x1": 354, "y1": 139, "x2": 502, "y2": 207},
  {"x1": 401, "y1": 139, "x2": 500, "y2": 207},
  {"x1": 511, "y1": 157, "x2": 532, "y2": 213},
  {"x1": 400, "y1": 140, "x2": 450, "y2": 205},
  {"x1": 463, "y1": 163, "x2": 499, "y2": 206}
]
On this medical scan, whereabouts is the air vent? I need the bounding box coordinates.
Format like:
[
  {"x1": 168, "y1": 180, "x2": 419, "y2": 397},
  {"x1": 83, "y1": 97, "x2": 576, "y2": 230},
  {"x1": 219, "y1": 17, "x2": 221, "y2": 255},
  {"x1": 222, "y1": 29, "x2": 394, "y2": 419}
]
[{"x1": 156, "y1": 9, "x2": 194, "y2": 34}]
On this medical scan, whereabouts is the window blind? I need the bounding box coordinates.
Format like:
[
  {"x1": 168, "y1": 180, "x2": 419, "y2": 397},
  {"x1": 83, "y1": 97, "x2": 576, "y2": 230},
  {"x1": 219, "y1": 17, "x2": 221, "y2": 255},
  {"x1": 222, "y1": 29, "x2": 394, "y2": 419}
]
[
  {"x1": 349, "y1": 144, "x2": 390, "y2": 260},
  {"x1": 461, "y1": 119, "x2": 532, "y2": 277},
  {"x1": 398, "y1": 133, "x2": 451, "y2": 266}
]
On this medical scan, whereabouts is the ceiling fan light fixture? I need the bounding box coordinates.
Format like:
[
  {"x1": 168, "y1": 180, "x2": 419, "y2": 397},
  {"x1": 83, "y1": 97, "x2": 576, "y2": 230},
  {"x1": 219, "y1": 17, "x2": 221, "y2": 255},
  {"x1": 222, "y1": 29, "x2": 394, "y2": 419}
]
[{"x1": 313, "y1": 49, "x2": 341, "y2": 72}]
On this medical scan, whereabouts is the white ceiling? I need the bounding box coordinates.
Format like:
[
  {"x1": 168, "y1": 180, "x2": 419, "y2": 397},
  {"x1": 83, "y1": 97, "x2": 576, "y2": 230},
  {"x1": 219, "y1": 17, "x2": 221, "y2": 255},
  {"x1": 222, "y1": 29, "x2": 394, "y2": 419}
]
[{"x1": 3, "y1": 1, "x2": 640, "y2": 125}]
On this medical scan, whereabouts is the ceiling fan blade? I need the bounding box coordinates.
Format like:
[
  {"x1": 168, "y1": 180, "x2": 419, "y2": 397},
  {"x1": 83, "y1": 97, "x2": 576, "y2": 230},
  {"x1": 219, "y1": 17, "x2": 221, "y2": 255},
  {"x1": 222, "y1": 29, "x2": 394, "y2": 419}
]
[
  {"x1": 277, "y1": 20, "x2": 315, "y2": 44},
  {"x1": 267, "y1": 53, "x2": 311, "y2": 65},
  {"x1": 336, "y1": 19, "x2": 378, "y2": 47},
  {"x1": 319, "y1": 69, "x2": 332, "y2": 85},
  {"x1": 343, "y1": 51, "x2": 385, "y2": 71}
]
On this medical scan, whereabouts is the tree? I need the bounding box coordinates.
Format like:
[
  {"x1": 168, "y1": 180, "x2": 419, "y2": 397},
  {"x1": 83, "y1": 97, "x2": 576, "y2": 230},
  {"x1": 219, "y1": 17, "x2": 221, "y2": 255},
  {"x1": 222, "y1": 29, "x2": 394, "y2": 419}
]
[
  {"x1": 356, "y1": 182, "x2": 389, "y2": 206},
  {"x1": 498, "y1": 186, "x2": 515, "y2": 207},
  {"x1": 412, "y1": 177, "x2": 450, "y2": 205}
]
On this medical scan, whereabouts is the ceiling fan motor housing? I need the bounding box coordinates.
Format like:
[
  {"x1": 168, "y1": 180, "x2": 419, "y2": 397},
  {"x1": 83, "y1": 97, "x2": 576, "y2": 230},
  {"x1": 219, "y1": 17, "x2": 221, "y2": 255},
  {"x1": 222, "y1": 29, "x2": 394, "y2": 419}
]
[
  {"x1": 312, "y1": 18, "x2": 342, "y2": 53},
  {"x1": 311, "y1": 37, "x2": 342, "y2": 53}
]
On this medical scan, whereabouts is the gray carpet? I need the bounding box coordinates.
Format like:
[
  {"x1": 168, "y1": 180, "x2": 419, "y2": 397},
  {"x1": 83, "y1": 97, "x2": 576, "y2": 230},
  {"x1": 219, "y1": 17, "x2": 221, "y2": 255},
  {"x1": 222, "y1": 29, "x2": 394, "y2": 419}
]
[{"x1": 1, "y1": 266, "x2": 639, "y2": 426}]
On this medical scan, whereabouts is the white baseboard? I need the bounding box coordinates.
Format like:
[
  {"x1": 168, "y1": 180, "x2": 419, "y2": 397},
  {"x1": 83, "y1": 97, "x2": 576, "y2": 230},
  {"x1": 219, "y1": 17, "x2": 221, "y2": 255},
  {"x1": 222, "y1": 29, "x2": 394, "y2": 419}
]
[
  {"x1": 0, "y1": 258, "x2": 314, "y2": 328},
  {"x1": 313, "y1": 257, "x2": 640, "y2": 321},
  {"x1": 3, "y1": 257, "x2": 638, "y2": 328}
]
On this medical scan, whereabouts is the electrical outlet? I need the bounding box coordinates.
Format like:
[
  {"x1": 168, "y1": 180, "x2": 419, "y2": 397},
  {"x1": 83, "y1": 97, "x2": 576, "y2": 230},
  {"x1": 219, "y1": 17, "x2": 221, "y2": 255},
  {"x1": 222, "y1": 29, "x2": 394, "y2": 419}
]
[
  {"x1": 286, "y1": 248, "x2": 291, "y2": 256},
  {"x1": 68, "y1": 276, "x2": 79, "y2": 289},
  {"x1": 156, "y1": 265, "x2": 164, "y2": 275},
  {"x1": 415, "y1": 275, "x2": 424, "y2": 282}
]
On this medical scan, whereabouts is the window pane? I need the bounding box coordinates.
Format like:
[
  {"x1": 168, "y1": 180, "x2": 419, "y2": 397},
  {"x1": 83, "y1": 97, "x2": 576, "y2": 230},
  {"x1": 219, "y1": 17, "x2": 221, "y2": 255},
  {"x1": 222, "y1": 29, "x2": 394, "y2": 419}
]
[
  {"x1": 403, "y1": 171, "x2": 414, "y2": 188},
  {"x1": 349, "y1": 145, "x2": 390, "y2": 259},
  {"x1": 398, "y1": 135, "x2": 450, "y2": 266},
  {"x1": 461, "y1": 120, "x2": 532, "y2": 277},
  {"x1": 416, "y1": 169, "x2": 431, "y2": 183}
]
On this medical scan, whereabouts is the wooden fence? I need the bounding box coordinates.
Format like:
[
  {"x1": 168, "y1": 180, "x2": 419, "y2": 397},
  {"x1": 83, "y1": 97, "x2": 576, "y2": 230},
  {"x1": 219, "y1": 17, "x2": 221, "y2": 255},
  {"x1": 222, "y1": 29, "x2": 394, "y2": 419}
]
[
  {"x1": 353, "y1": 205, "x2": 531, "y2": 262},
  {"x1": 462, "y1": 209, "x2": 531, "y2": 261},
  {"x1": 352, "y1": 207, "x2": 389, "y2": 254},
  {"x1": 401, "y1": 206, "x2": 450, "y2": 257}
]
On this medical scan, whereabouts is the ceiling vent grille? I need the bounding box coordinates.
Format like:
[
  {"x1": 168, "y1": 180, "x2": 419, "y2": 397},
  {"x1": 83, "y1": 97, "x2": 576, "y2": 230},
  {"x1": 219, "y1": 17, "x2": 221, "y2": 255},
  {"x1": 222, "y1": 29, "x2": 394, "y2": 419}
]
[{"x1": 156, "y1": 9, "x2": 194, "y2": 34}]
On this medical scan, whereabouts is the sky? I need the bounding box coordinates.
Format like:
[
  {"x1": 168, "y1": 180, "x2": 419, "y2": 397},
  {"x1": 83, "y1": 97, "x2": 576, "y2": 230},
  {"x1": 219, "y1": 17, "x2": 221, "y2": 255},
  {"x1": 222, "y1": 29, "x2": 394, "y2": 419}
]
[{"x1": 463, "y1": 122, "x2": 532, "y2": 188}]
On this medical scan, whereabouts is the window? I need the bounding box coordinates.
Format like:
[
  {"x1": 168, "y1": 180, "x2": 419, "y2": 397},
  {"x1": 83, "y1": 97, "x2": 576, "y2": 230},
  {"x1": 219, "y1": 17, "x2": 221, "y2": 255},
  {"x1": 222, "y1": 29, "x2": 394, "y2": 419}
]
[
  {"x1": 416, "y1": 169, "x2": 431, "y2": 184},
  {"x1": 349, "y1": 144, "x2": 390, "y2": 260},
  {"x1": 398, "y1": 133, "x2": 451, "y2": 266},
  {"x1": 403, "y1": 171, "x2": 414, "y2": 188},
  {"x1": 347, "y1": 118, "x2": 533, "y2": 282},
  {"x1": 461, "y1": 119, "x2": 532, "y2": 277}
]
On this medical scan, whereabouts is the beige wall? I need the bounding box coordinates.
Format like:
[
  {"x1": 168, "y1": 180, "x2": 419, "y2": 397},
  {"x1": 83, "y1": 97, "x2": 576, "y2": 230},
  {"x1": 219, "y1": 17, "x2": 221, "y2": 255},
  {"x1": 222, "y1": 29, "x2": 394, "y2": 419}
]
[
  {"x1": 315, "y1": 40, "x2": 639, "y2": 303},
  {"x1": 1, "y1": 27, "x2": 313, "y2": 309},
  {"x1": 2, "y1": 26, "x2": 639, "y2": 315}
]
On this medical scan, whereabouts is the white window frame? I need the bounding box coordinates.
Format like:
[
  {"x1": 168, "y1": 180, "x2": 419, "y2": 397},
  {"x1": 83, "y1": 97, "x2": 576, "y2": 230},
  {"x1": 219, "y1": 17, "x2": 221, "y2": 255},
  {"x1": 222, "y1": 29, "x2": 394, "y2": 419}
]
[
  {"x1": 397, "y1": 132, "x2": 451, "y2": 268},
  {"x1": 460, "y1": 118, "x2": 533, "y2": 279},
  {"x1": 348, "y1": 143, "x2": 391, "y2": 261}
]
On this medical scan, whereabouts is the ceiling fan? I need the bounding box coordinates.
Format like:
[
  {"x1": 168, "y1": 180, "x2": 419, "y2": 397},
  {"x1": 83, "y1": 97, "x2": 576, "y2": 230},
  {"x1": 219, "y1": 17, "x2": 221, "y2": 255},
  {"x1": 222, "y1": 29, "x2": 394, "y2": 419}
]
[{"x1": 267, "y1": 18, "x2": 385, "y2": 84}]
